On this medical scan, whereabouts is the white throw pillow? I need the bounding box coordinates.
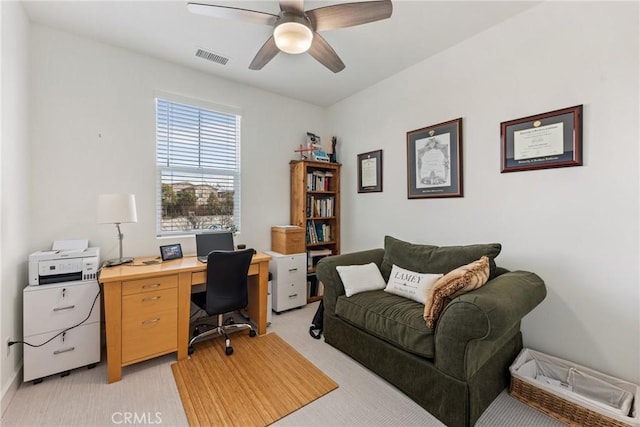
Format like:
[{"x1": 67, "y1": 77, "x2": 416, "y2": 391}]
[
  {"x1": 336, "y1": 262, "x2": 386, "y2": 297},
  {"x1": 384, "y1": 264, "x2": 443, "y2": 304}
]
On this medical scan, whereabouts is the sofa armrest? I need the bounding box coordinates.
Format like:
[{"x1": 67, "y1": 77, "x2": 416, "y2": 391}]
[
  {"x1": 435, "y1": 270, "x2": 546, "y2": 380},
  {"x1": 316, "y1": 249, "x2": 385, "y2": 315}
]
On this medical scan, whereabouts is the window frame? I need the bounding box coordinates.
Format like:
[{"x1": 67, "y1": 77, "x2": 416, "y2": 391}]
[{"x1": 155, "y1": 91, "x2": 242, "y2": 237}]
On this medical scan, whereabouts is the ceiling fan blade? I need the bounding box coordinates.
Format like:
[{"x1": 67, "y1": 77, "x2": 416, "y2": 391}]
[
  {"x1": 249, "y1": 36, "x2": 280, "y2": 70},
  {"x1": 187, "y1": 2, "x2": 278, "y2": 26},
  {"x1": 279, "y1": 0, "x2": 304, "y2": 15},
  {"x1": 307, "y1": 0, "x2": 392, "y2": 31},
  {"x1": 307, "y1": 33, "x2": 345, "y2": 73}
]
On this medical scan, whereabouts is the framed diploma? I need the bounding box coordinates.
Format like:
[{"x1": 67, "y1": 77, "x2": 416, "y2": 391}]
[
  {"x1": 406, "y1": 118, "x2": 463, "y2": 199},
  {"x1": 501, "y1": 105, "x2": 583, "y2": 173},
  {"x1": 358, "y1": 149, "x2": 383, "y2": 193}
]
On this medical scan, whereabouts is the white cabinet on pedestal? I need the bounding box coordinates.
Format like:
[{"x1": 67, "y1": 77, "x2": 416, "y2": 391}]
[
  {"x1": 23, "y1": 280, "x2": 101, "y2": 383},
  {"x1": 265, "y1": 251, "x2": 306, "y2": 313}
]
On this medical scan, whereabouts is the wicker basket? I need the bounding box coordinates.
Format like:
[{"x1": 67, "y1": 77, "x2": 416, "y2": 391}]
[{"x1": 509, "y1": 348, "x2": 639, "y2": 427}]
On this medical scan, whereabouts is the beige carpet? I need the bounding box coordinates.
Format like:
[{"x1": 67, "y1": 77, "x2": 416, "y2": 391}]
[{"x1": 171, "y1": 332, "x2": 338, "y2": 426}]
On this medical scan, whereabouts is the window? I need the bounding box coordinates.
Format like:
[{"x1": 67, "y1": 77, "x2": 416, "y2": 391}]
[{"x1": 156, "y1": 95, "x2": 241, "y2": 236}]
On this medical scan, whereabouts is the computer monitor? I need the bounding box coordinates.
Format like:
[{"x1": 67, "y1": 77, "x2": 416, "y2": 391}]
[{"x1": 195, "y1": 231, "x2": 234, "y2": 262}]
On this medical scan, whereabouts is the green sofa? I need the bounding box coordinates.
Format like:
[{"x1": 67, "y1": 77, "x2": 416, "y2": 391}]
[{"x1": 316, "y1": 237, "x2": 546, "y2": 427}]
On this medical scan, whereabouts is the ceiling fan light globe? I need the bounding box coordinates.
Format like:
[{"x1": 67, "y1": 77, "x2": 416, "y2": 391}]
[{"x1": 274, "y1": 21, "x2": 313, "y2": 54}]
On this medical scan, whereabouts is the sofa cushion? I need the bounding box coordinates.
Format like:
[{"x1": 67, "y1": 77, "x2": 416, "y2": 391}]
[
  {"x1": 424, "y1": 256, "x2": 491, "y2": 329},
  {"x1": 380, "y1": 236, "x2": 501, "y2": 281},
  {"x1": 336, "y1": 262, "x2": 386, "y2": 297},
  {"x1": 335, "y1": 290, "x2": 435, "y2": 358},
  {"x1": 384, "y1": 264, "x2": 442, "y2": 304}
]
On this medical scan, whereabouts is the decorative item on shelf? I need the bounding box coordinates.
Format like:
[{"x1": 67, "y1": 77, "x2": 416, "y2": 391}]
[
  {"x1": 329, "y1": 136, "x2": 338, "y2": 163},
  {"x1": 97, "y1": 193, "x2": 138, "y2": 266},
  {"x1": 312, "y1": 150, "x2": 330, "y2": 162}
]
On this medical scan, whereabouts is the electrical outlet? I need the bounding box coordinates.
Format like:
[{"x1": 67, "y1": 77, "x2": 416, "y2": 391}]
[{"x1": 6, "y1": 337, "x2": 11, "y2": 358}]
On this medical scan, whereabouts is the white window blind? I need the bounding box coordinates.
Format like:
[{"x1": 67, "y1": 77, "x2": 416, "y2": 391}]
[{"x1": 156, "y1": 96, "x2": 241, "y2": 236}]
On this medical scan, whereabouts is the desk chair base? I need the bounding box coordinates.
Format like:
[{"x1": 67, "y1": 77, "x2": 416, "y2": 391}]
[{"x1": 188, "y1": 313, "x2": 256, "y2": 356}]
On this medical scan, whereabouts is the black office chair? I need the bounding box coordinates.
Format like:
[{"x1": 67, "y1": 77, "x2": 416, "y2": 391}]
[{"x1": 188, "y1": 248, "x2": 257, "y2": 356}]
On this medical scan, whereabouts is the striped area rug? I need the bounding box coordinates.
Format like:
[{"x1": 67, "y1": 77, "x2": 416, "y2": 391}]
[{"x1": 171, "y1": 332, "x2": 338, "y2": 426}]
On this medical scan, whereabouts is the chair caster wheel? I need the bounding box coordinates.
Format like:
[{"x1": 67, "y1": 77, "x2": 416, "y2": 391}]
[
  {"x1": 249, "y1": 329, "x2": 256, "y2": 337},
  {"x1": 188, "y1": 346, "x2": 194, "y2": 355},
  {"x1": 225, "y1": 346, "x2": 234, "y2": 356}
]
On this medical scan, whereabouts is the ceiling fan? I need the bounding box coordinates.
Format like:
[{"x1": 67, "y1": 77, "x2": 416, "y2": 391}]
[{"x1": 187, "y1": 0, "x2": 393, "y2": 73}]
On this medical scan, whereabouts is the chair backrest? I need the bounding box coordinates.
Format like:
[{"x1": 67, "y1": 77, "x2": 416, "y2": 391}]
[{"x1": 205, "y1": 248, "x2": 255, "y2": 315}]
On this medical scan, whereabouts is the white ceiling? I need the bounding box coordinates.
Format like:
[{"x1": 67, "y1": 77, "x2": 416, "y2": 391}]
[{"x1": 22, "y1": 0, "x2": 539, "y2": 107}]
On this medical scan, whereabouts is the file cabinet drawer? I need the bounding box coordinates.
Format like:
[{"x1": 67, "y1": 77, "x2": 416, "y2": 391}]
[
  {"x1": 122, "y1": 274, "x2": 177, "y2": 295},
  {"x1": 122, "y1": 288, "x2": 178, "y2": 364},
  {"x1": 23, "y1": 281, "x2": 100, "y2": 337},
  {"x1": 23, "y1": 322, "x2": 100, "y2": 382}
]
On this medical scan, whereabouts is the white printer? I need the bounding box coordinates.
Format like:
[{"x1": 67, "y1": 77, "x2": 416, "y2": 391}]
[{"x1": 28, "y1": 241, "x2": 100, "y2": 286}]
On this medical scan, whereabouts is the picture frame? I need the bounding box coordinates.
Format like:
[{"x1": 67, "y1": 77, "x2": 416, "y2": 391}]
[
  {"x1": 357, "y1": 149, "x2": 383, "y2": 193},
  {"x1": 160, "y1": 243, "x2": 183, "y2": 261},
  {"x1": 501, "y1": 105, "x2": 583, "y2": 173},
  {"x1": 406, "y1": 118, "x2": 463, "y2": 199}
]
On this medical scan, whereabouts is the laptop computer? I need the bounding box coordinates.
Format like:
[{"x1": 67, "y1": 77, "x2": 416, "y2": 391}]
[{"x1": 196, "y1": 231, "x2": 234, "y2": 262}]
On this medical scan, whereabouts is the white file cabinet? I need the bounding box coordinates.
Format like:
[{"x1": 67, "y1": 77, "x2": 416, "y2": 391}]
[
  {"x1": 23, "y1": 280, "x2": 101, "y2": 383},
  {"x1": 265, "y1": 251, "x2": 306, "y2": 313}
]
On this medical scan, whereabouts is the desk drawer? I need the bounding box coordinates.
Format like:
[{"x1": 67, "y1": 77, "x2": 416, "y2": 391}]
[
  {"x1": 122, "y1": 288, "x2": 178, "y2": 364},
  {"x1": 122, "y1": 275, "x2": 177, "y2": 295}
]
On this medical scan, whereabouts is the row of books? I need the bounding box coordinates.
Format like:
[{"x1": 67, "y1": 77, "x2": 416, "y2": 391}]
[
  {"x1": 307, "y1": 170, "x2": 334, "y2": 192},
  {"x1": 307, "y1": 220, "x2": 332, "y2": 244},
  {"x1": 306, "y1": 195, "x2": 334, "y2": 217}
]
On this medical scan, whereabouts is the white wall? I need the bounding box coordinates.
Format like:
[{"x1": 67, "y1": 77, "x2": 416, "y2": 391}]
[
  {"x1": 0, "y1": 0, "x2": 31, "y2": 412},
  {"x1": 28, "y1": 24, "x2": 327, "y2": 260},
  {"x1": 328, "y1": 1, "x2": 639, "y2": 383}
]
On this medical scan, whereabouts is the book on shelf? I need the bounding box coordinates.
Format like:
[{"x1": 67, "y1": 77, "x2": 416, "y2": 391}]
[
  {"x1": 306, "y1": 220, "x2": 332, "y2": 244},
  {"x1": 307, "y1": 248, "x2": 333, "y2": 270},
  {"x1": 307, "y1": 170, "x2": 333, "y2": 192},
  {"x1": 306, "y1": 195, "x2": 334, "y2": 217}
]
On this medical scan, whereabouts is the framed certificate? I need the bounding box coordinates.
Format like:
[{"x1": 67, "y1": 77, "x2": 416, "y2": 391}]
[
  {"x1": 501, "y1": 105, "x2": 583, "y2": 173},
  {"x1": 357, "y1": 149, "x2": 383, "y2": 193},
  {"x1": 406, "y1": 118, "x2": 463, "y2": 199}
]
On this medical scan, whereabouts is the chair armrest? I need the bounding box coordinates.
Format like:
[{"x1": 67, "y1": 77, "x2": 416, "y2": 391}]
[
  {"x1": 315, "y1": 249, "x2": 385, "y2": 315},
  {"x1": 435, "y1": 270, "x2": 546, "y2": 380}
]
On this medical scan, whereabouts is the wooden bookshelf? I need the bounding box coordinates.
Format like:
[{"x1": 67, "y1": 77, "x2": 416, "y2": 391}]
[{"x1": 290, "y1": 160, "x2": 341, "y2": 303}]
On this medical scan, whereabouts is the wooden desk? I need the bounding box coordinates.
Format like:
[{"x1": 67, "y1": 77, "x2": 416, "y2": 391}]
[{"x1": 99, "y1": 252, "x2": 271, "y2": 383}]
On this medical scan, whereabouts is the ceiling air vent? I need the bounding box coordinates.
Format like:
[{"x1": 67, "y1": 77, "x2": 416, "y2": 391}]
[{"x1": 195, "y1": 48, "x2": 229, "y2": 65}]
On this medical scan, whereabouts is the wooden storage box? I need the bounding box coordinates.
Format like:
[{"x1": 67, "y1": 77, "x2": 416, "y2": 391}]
[
  {"x1": 510, "y1": 348, "x2": 639, "y2": 427},
  {"x1": 271, "y1": 226, "x2": 305, "y2": 255}
]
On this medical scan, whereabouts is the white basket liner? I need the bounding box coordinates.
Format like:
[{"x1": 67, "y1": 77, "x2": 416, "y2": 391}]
[{"x1": 510, "y1": 348, "x2": 639, "y2": 426}]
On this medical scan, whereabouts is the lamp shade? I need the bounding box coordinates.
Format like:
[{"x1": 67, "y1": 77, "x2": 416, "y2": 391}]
[{"x1": 97, "y1": 194, "x2": 138, "y2": 224}]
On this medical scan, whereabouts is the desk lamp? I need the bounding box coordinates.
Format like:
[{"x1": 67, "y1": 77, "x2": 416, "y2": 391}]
[{"x1": 98, "y1": 193, "x2": 137, "y2": 267}]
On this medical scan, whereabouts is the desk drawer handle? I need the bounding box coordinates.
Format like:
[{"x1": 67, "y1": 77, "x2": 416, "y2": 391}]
[
  {"x1": 142, "y1": 283, "x2": 161, "y2": 289},
  {"x1": 53, "y1": 305, "x2": 75, "y2": 312},
  {"x1": 142, "y1": 318, "x2": 161, "y2": 325},
  {"x1": 53, "y1": 347, "x2": 75, "y2": 355},
  {"x1": 288, "y1": 294, "x2": 298, "y2": 298},
  {"x1": 142, "y1": 296, "x2": 161, "y2": 302},
  {"x1": 288, "y1": 268, "x2": 298, "y2": 272}
]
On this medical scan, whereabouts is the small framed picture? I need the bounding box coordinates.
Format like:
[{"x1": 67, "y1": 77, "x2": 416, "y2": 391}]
[
  {"x1": 357, "y1": 149, "x2": 383, "y2": 193},
  {"x1": 160, "y1": 243, "x2": 183, "y2": 261},
  {"x1": 501, "y1": 105, "x2": 583, "y2": 173},
  {"x1": 406, "y1": 118, "x2": 463, "y2": 199}
]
